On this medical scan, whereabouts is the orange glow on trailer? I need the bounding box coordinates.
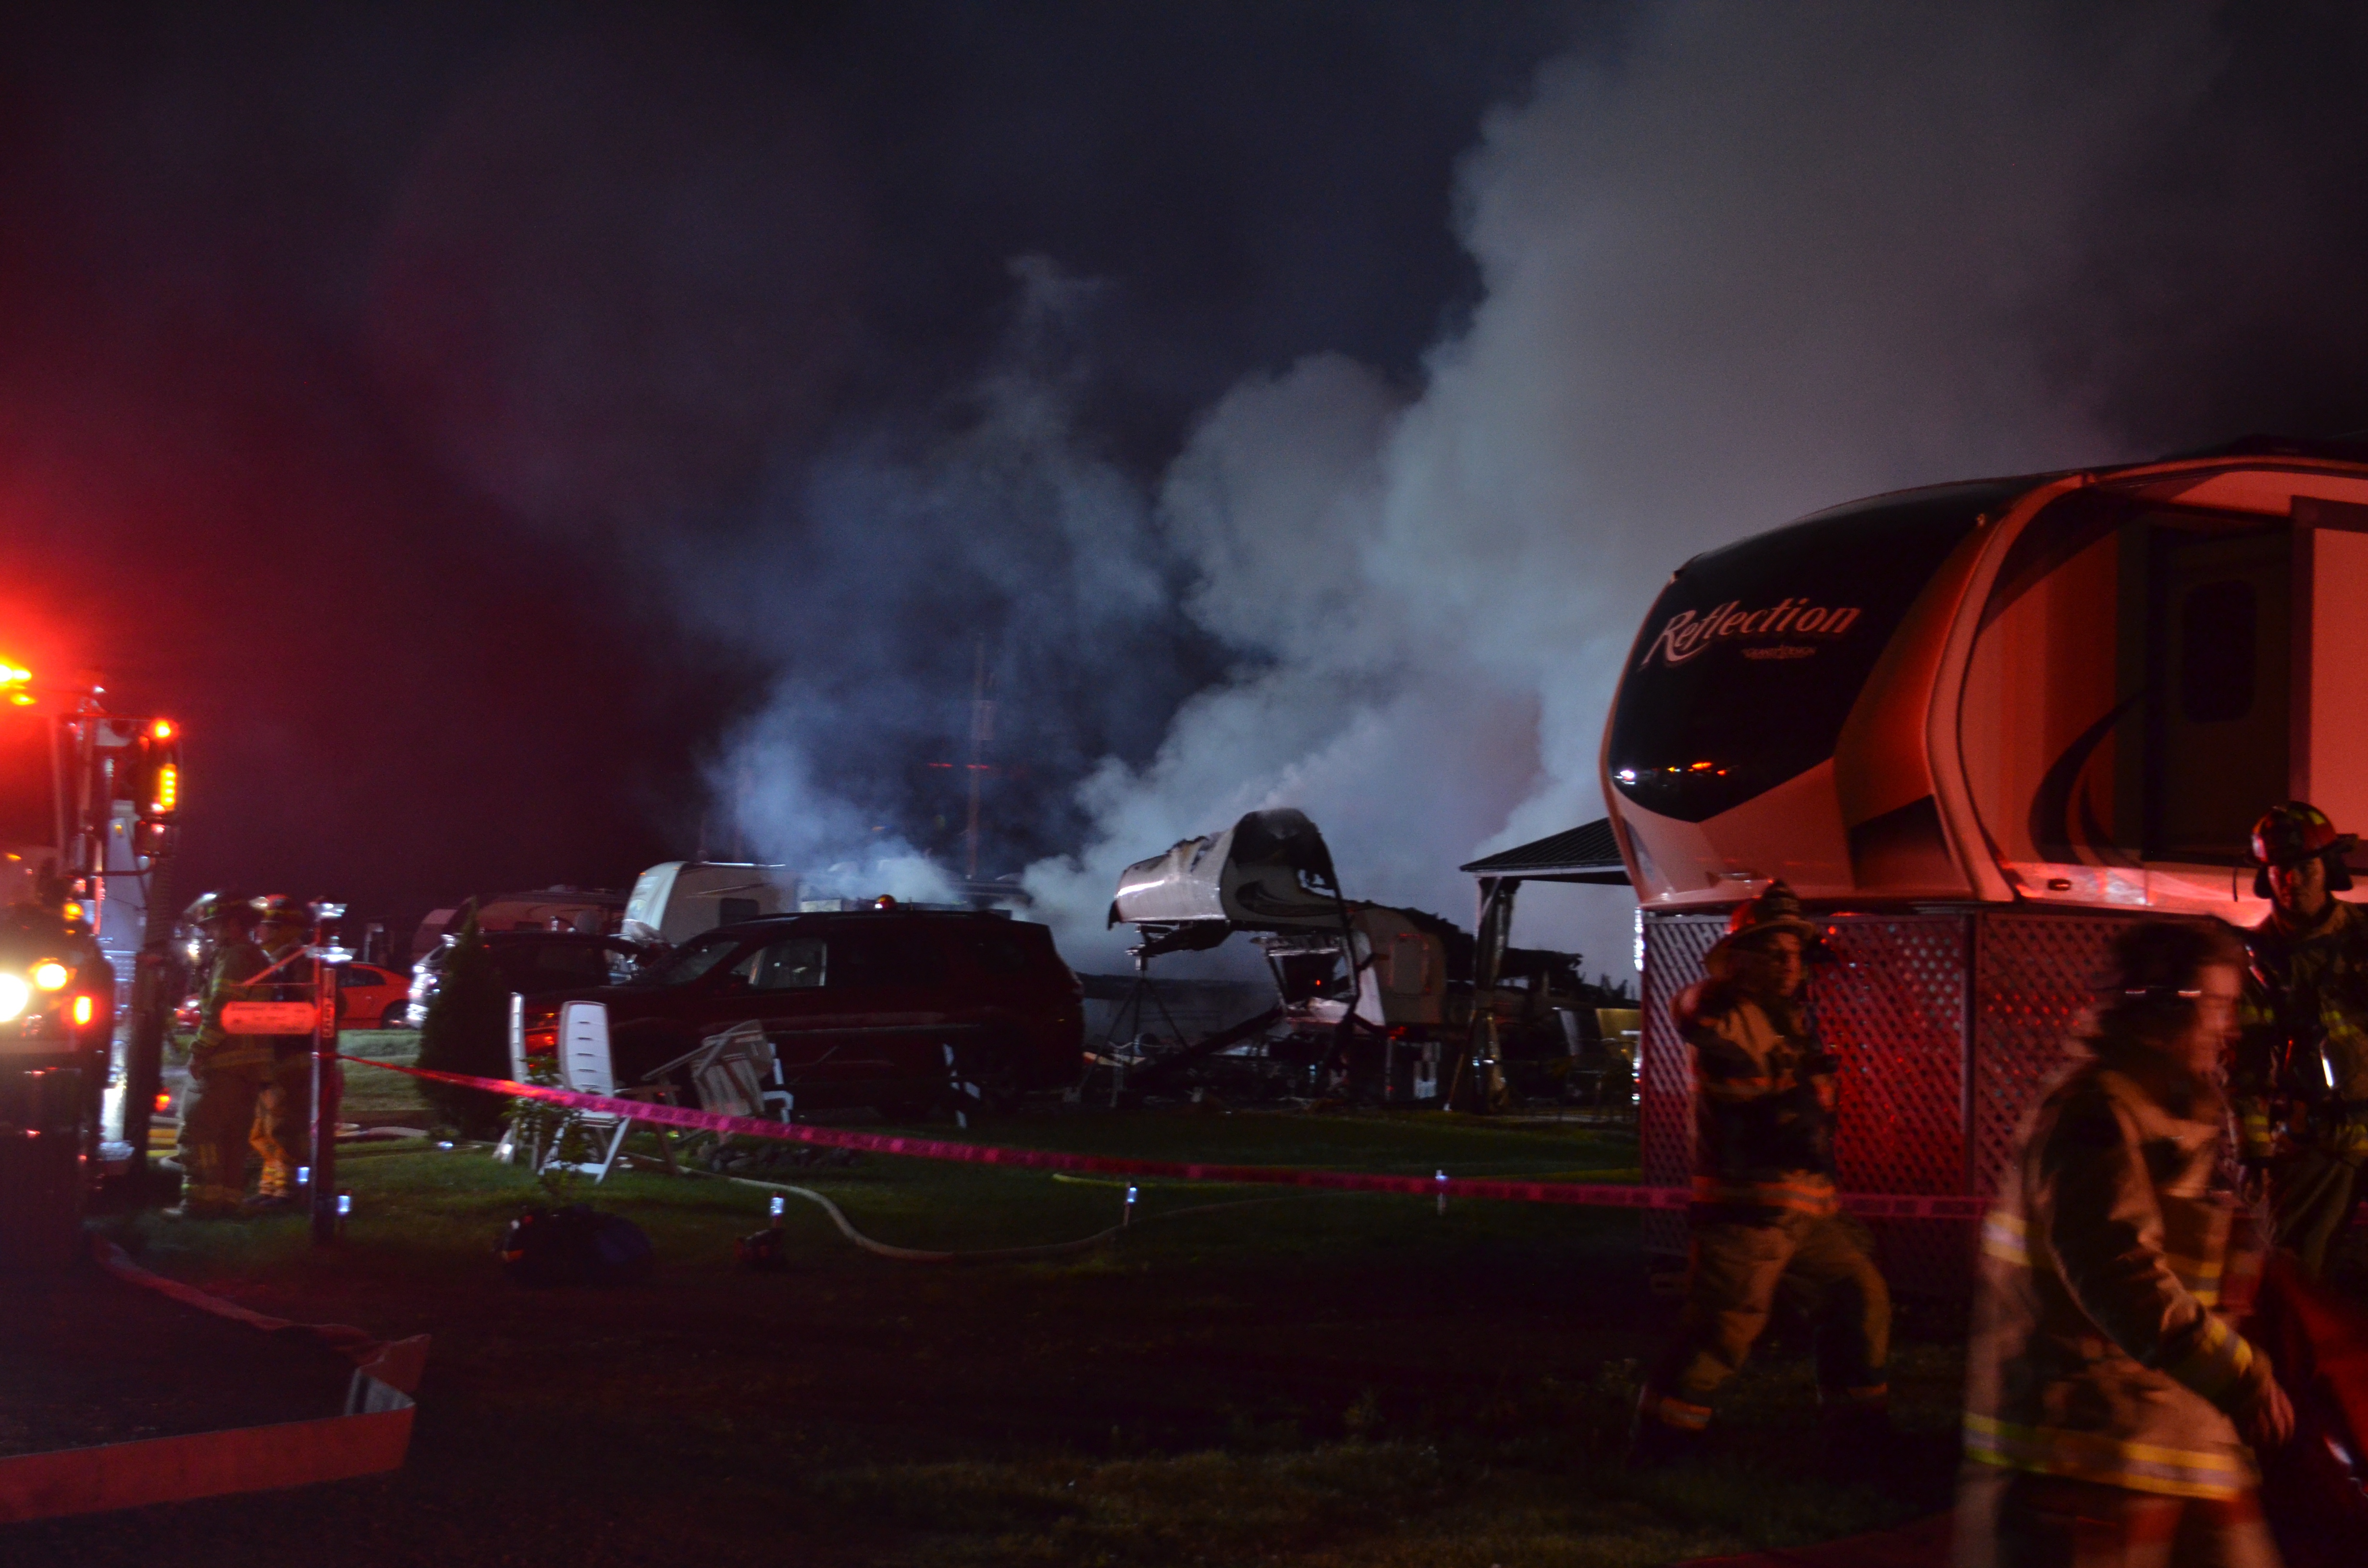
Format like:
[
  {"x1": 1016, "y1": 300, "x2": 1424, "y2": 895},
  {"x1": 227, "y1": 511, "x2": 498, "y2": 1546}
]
[
  {"x1": 149, "y1": 718, "x2": 174, "y2": 740},
  {"x1": 71, "y1": 995, "x2": 92, "y2": 1026},
  {"x1": 152, "y1": 762, "x2": 177, "y2": 814}
]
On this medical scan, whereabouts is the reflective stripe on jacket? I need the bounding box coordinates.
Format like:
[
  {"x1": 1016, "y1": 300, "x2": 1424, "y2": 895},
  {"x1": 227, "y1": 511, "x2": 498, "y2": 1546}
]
[
  {"x1": 191, "y1": 937, "x2": 272, "y2": 1072},
  {"x1": 2235, "y1": 899, "x2": 2368, "y2": 1162},
  {"x1": 1965, "y1": 1029, "x2": 2271, "y2": 1500},
  {"x1": 1677, "y1": 981, "x2": 1837, "y2": 1217}
]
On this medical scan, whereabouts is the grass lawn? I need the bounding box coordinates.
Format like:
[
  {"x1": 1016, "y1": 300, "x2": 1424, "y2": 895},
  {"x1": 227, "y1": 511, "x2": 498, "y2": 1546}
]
[{"x1": 44, "y1": 1034, "x2": 1967, "y2": 1568}]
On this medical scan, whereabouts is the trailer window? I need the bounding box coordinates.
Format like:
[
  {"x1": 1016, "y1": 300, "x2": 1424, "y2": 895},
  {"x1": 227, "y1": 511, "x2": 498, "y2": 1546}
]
[
  {"x1": 1606, "y1": 482, "x2": 2014, "y2": 822},
  {"x1": 0, "y1": 713, "x2": 53, "y2": 848}
]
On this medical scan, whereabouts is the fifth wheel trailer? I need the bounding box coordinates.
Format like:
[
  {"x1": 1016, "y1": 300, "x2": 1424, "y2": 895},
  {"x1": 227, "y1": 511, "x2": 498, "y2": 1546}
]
[{"x1": 1598, "y1": 436, "x2": 2368, "y2": 1291}]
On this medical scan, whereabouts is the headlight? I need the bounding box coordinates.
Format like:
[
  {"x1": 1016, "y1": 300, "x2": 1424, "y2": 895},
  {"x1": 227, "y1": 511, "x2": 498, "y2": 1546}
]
[
  {"x1": 31, "y1": 961, "x2": 67, "y2": 991},
  {"x1": 0, "y1": 975, "x2": 28, "y2": 1022}
]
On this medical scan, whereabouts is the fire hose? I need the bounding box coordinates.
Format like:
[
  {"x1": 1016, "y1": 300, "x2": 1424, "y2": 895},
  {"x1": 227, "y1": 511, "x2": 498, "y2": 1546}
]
[{"x1": 715, "y1": 1173, "x2": 1333, "y2": 1264}]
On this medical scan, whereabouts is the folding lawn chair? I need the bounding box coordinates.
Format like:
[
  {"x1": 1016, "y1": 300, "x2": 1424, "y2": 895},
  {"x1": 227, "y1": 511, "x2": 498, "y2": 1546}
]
[
  {"x1": 693, "y1": 1020, "x2": 791, "y2": 1120},
  {"x1": 543, "y1": 1000, "x2": 681, "y2": 1183},
  {"x1": 492, "y1": 991, "x2": 535, "y2": 1165}
]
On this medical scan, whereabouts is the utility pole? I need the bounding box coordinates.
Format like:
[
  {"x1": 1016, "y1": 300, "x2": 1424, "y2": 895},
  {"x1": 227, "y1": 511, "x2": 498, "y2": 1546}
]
[{"x1": 965, "y1": 638, "x2": 995, "y2": 881}]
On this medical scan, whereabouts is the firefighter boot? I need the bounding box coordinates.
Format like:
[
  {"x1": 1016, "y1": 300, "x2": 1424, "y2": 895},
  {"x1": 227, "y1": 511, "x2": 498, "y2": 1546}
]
[{"x1": 1626, "y1": 1387, "x2": 1710, "y2": 1469}]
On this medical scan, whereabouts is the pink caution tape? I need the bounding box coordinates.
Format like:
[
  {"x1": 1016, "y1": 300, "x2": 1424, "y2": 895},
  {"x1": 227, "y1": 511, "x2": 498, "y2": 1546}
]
[{"x1": 341, "y1": 1056, "x2": 1990, "y2": 1221}]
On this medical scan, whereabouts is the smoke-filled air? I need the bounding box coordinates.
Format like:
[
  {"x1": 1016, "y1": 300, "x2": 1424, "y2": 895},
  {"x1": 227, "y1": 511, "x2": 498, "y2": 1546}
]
[{"x1": 694, "y1": 2, "x2": 2245, "y2": 976}]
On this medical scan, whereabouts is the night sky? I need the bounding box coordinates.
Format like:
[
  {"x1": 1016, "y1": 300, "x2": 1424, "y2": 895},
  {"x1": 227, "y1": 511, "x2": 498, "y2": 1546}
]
[{"x1": 4, "y1": 4, "x2": 2368, "y2": 969}]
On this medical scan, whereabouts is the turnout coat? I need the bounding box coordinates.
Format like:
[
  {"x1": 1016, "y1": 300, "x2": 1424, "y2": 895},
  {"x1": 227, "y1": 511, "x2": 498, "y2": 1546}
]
[
  {"x1": 1677, "y1": 980, "x2": 1838, "y2": 1219},
  {"x1": 2233, "y1": 898, "x2": 2368, "y2": 1162},
  {"x1": 1965, "y1": 1027, "x2": 2273, "y2": 1499}
]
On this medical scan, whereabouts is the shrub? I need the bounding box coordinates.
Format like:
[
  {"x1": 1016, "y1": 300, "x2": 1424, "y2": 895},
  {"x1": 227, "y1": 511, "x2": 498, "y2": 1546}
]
[{"x1": 415, "y1": 906, "x2": 507, "y2": 1137}]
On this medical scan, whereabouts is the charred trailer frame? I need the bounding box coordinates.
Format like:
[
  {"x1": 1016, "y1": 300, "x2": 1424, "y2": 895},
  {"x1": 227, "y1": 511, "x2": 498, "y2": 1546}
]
[
  {"x1": 1460, "y1": 818, "x2": 1638, "y2": 1113},
  {"x1": 1600, "y1": 439, "x2": 2368, "y2": 1293},
  {"x1": 1108, "y1": 809, "x2": 1475, "y2": 1102}
]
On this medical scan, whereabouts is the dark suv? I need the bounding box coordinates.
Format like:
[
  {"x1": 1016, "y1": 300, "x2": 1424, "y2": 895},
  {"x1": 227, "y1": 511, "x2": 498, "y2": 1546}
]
[
  {"x1": 521, "y1": 910, "x2": 1084, "y2": 1111},
  {"x1": 406, "y1": 931, "x2": 648, "y2": 1028}
]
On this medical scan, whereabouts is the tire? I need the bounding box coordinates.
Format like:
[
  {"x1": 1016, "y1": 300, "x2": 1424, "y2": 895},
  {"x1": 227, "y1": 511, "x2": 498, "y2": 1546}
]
[
  {"x1": 0, "y1": 1128, "x2": 83, "y2": 1273},
  {"x1": 952, "y1": 1033, "x2": 1026, "y2": 1116},
  {"x1": 380, "y1": 1002, "x2": 412, "y2": 1030}
]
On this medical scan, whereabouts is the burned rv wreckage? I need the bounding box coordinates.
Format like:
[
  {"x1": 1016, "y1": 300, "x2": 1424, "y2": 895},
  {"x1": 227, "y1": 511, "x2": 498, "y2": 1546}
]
[{"x1": 1099, "y1": 808, "x2": 1634, "y2": 1107}]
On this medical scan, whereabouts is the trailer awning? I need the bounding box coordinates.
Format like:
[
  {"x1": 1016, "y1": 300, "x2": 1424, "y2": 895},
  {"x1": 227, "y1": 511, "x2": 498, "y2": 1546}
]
[{"x1": 1459, "y1": 818, "x2": 1631, "y2": 884}]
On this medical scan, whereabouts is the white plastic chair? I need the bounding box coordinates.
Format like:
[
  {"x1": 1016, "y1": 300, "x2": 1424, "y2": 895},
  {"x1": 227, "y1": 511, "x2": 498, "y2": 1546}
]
[{"x1": 544, "y1": 1001, "x2": 678, "y2": 1183}]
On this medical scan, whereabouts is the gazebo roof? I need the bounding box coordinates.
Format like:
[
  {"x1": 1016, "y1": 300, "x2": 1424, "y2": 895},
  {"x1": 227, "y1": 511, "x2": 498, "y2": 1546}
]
[{"x1": 1458, "y1": 817, "x2": 1630, "y2": 884}]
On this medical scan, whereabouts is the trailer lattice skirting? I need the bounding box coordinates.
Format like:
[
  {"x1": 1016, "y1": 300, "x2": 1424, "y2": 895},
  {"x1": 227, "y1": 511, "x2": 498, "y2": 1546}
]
[{"x1": 1641, "y1": 908, "x2": 2146, "y2": 1295}]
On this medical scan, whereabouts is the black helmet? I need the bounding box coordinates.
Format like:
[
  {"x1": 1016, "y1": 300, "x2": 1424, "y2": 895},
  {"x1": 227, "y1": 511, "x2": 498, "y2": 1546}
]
[{"x1": 2107, "y1": 919, "x2": 2246, "y2": 1001}]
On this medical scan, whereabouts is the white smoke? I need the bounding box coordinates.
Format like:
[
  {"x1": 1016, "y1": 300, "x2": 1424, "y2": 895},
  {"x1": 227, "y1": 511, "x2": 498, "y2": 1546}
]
[
  {"x1": 703, "y1": 258, "x2": 1183, "y2": 911},
  {"x1": 1022, "y1": 2, "x2": 2224, "y2": 974},
  {"x1": 713, "y1": 699, "x2": 961, "y2": 906}
]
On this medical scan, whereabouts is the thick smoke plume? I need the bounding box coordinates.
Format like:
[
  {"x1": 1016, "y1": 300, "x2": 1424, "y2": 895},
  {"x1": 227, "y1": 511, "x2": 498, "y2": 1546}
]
[
  {"x1": 691, "y1": 3, "x2": 2368, "y2": 985},
  {"x1": 11, "y1": 4, "x2": 2361, "y2": 940},
  {"x1": 774, "y1": 2, "x2": 2223, "y2": 974}
]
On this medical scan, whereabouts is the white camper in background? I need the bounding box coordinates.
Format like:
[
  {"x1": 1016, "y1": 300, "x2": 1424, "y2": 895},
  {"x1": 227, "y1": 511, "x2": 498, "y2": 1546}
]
[{"x1": 622, "y1": 862, "x2": 798, "y2": 946}]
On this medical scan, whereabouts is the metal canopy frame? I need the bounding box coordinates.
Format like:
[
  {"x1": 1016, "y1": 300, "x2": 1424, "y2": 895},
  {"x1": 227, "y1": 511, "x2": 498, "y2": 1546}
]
[{"x1": 1455, "y1": 818, "x2": 1632, "y2": 1111}]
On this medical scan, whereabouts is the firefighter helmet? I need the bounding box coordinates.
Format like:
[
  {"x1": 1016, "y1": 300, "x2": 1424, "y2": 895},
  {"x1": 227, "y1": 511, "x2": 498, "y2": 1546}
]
[
  {"x1": 2249, "y1": 802, "x2": 2357, "y2": 897},
  {"x1": 2106, "y1": 919, "x2": 2246, "y2": 1002},
  {"x1": 1709, "y1": 879, "x2": 1826, "y2": 962},
  {"x1": 251, "y1": 894, "x2": 309, "y2": 930},
  {"x1": 183, "y1": 892, "x2": 256, "y2": 931}
]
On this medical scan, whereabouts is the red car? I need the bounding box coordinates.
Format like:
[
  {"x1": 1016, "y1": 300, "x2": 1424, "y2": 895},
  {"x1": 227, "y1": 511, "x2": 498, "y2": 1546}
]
[
  {"x1": 524, "y1": 910, "x2": 1084, "y2": 1112},
  {"x1": 337, "y1": 962, "x2": 410, "y2": 1029},
  {"x1": 175, "y1": 960, "x2": 411, "y2": 1033}
]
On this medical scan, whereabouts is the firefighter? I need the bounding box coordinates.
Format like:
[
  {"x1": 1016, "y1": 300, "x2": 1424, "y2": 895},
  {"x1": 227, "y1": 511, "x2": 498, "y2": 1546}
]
[
  {"x1": 1958, "y1": 919, "x2": 2293, "y2": 1568},
  {"x1": 169, "y1": 893, "x2": 271, "y2": 1218},
  {"x1": 2230, "y1": 802, "x2": 2368, "y2": 1281},
  {"x1": 246, "y1": 895, "x2": 315, "y2": 1212},
  {"x1": 1628, "y1": 881, "x2": 1890, "y2": 1466}
]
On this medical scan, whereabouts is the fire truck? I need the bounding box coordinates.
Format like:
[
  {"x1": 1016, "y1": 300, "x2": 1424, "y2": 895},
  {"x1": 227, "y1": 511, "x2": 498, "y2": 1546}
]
[
  {"x1": 1597, "y1": 434, "x2": 2368, "y2": 1291},
  {"x1": 0, "y1": 661, "x2": 179, "y2": 1267}
]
